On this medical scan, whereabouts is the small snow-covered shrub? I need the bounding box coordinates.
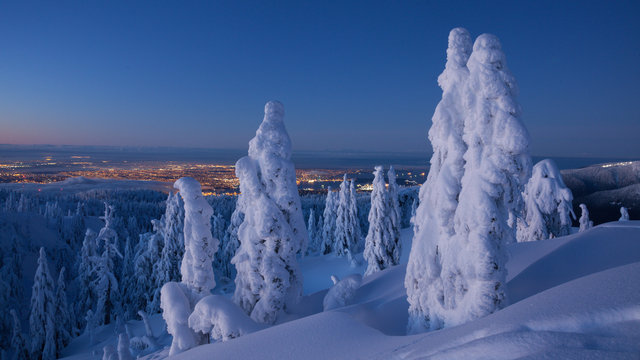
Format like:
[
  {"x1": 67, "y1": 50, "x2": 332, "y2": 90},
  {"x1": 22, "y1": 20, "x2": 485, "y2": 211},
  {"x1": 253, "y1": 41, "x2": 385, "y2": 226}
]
[
  {"x1": 189, "y1": 295, "x2": 263, "y2": 342},
  {"x1": 323, "y1": 274, "x2": 363, "y2": 311}
]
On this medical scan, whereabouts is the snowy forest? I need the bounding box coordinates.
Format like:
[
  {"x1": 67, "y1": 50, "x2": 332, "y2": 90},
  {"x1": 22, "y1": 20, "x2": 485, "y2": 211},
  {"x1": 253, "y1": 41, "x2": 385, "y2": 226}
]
[{"x1": 1, "y1": 28, "x2": 639, "y2": 360}]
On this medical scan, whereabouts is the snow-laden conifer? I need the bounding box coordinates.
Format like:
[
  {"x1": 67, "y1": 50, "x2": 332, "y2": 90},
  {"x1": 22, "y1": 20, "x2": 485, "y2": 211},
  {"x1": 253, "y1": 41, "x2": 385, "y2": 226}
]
[
  {"x1": 174, "y1": 177, "x2": 218, "y2": 296},
  {"x1": 76, "y1": 229, "x2": 98, "y2": 324},
  {"x1": 94, "y1": 205, "x2": 124, "y2": 326},
  {"x1": 29, "y1": 248, "x2": 56, "y2": 360},
  {"x1": 54, "y1": 267, "x2": 72, "y2": 355},
  {"x1": 578, "y1": 204, "x2": 593, "y2": 232},
  {"x1": 232, "y1": 101, "x2": 307, "y2": 324},
  {"x1": 619, "y1": 206, "x2": 630, "y2": 221},
  {"x1": 334, "y1": 175, "x2": 361, "y2": 256},
  {"x1": 405, "y1": 27, "x2": 472, "y2": 334},
  {"x1": 517, "y1": 159, "x2": 575, "y2": 242},
  {"x1": 307, "y1": 208, "x2": 319, "y2": 254},
  {"x1": 363, "y1": 166, "x2": 399, "y2": 276},
  {"x1": 321, "y1": 187, "x2": 339, "y2": 254},
  {"x1": 11, "y1": 309, "x2": 29, "y2": 360},
  {"x1": 160, "y1": 177, "x2": 217, "y2": 355},
  {"x1": 449, "y1": 33, "x2": 531, "y2": 326}
]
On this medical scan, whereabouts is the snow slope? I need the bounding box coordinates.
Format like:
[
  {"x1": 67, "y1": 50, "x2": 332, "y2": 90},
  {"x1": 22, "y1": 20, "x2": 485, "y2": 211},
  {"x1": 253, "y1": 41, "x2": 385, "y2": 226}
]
[{"x1": 160, "y1": 222, "x2": 640, "y2": 359}]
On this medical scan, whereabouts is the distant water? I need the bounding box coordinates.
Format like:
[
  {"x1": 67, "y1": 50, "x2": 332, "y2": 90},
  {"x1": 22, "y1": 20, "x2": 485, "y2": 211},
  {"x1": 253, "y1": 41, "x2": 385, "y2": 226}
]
[{"x1": 0, "y1": 144, "x2": 634, "y2": 170}]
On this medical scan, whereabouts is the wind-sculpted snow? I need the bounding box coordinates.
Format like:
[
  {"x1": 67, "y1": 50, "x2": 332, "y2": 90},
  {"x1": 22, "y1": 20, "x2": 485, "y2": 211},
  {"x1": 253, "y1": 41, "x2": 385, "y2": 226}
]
[
  {"x1": 232, "y1": 101, "x2": 307, "y2": 325},
  {"x1": 160, "y1": 282, "x2": 198, "y2": 356}
]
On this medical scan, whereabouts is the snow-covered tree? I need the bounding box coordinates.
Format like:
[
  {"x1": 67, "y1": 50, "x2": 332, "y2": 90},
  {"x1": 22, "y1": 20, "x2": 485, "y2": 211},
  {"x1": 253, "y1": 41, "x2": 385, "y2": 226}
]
[
  {"x1": 29, "y1": 248, "x2": 57, "y2": 360},
  {"x1": 232, "y1": 101, "x2": 307, "y2": 325},
  {"x1": 334, "y1": 175, "x2": 361, "y2": 256},
  {"x1": 10, "y1": 309, "x2": 29, "y2": 360},
  {"x1": 220, "y1": 202, "x2": 243, "y2": 279},
  {"x1": 160, "y1": 177, "x2": 217, "y2": 356},
  {"x1": 364, "y1": 166, "x2": 400, "y2": 276},
  {"x1": 387, "y1": 166, "x2": 401, "y2": 234},
  {"x1": 77, "y1": 228, "x2": 98, "y2": 323},
  {"x1": 406, "y1": 29, "x2": 531, "y2": 333},
  {"x1": 94, "y1": 204, "x2": 124, "y2": 326},
  {"x1": 405, "y1": 27, "x2": 472, "y2": 334},
  {"x1": 54, "y1": 267, "x2": 72, "y2": 355},
  {"x1": 517, "y1": 159, "x2": 575, "y2": 242},
  {"x1": 578, "y1": 204, "x2": 593, "y2": 232},
  {"x1": 307, "y1": 208, "x2": 320, "y2": 254},
  {"x1": 149, "y1": 192, "x2": 186, "y2": 314},
  {"x1": 175, "y1": 177, "x2": 218, "y2": 296},
  {"x1": 321, "y1": 187, "x2": 339, "y2": 254},
  {"x1": 619, "y1": 206, "x2": 630, "y2": 221},
  {"x1": 117, "y1": 333, "x2": 133, "y2": 360}
]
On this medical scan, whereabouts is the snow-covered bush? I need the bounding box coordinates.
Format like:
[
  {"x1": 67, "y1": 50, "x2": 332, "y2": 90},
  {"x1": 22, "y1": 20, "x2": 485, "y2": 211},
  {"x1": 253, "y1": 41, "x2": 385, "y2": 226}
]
[
  {"x1": 517, "y1": 159, "x2": 575, "y2": 242},
  {"x1": 579, "y1": 203, "x2": 593, "y2": 232},
  {"x1": 323, "y1": 274, "x2": 363, "y2": 311},
  {"x1": 232, "y1": 101, "x2": 307, "y2": 325},
  {"x1": 161, "y1": 282, "x2": 198, "y2": 356},
  {"x1": 619, "y1": 206, "x2": 630, "y2": 221},
  {"x1": 188, "y1": 295, "x2": 263, "y2": 342},
  {"x1": 363, "y1": 166, "x2": 399, "y2": 276}
]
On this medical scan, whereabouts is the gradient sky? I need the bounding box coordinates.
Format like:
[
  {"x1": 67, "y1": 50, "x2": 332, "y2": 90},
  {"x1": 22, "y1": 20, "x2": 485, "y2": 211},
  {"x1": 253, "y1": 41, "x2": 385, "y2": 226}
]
[{"x1": 0, "y1": 1, "x2": 638, "y2": 158}]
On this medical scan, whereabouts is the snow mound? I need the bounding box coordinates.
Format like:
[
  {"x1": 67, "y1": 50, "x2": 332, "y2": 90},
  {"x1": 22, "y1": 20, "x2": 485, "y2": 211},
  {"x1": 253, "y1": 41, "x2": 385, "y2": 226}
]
[
  {"x1": 323, "y1": 274, "x2": 362, "y2": 311},
  {"x1": 189, "y1": 295, "x2": 264, "y2": 342}
]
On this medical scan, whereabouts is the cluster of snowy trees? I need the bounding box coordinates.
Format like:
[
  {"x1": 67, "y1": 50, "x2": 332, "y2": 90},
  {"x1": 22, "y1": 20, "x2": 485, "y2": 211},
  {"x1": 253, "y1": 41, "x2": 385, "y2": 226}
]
[{"x1": 405, "y1": 28, "x2": 532, "y2": 333}]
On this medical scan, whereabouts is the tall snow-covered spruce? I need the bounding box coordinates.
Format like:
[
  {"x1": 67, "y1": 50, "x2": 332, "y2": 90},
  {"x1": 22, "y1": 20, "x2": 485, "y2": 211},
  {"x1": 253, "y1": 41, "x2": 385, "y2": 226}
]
[
  {"x1": 363, "y1": 166, "x2": 399, "y2": 276},
  {"x1": 29, "y1": 248, "x2": 57, "y2": 360},
  {"x1": 321, "y1": 187, "x2": 339, "y2": 254},
  {"x1": 405, "y1": 27, "x2": 472, "y2": 334},
  {"x1": 334, "y1": 175, "x2": 361, "y2": 256},
  {"x1": 406, "y1": 29, "x2": 532, "y2": 333},
  {"x1": 160, "y1": 177, "x2": 218, "y2": 356},
  {"x1": 517, "y1": 159, "x2": 574, "y2": 242},
  {"x1": 232, "y1": 101, "x2": 308, "y2": 325}
]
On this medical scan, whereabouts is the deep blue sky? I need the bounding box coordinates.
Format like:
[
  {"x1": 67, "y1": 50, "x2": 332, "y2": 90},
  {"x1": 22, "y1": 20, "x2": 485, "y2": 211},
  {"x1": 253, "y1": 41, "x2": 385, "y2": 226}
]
[{"x1": 0, "y1": 1, "x2": 638, "y2": 158}]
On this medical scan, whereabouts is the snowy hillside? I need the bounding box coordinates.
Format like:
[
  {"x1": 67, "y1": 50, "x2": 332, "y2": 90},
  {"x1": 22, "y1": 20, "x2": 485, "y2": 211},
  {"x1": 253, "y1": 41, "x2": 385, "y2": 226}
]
[
  {"x1": 562, "y1": 161, "x2": 640, "y2": 224},
  {"x1": 56, "y1": 223, "x2": 640, "y2": 359}
]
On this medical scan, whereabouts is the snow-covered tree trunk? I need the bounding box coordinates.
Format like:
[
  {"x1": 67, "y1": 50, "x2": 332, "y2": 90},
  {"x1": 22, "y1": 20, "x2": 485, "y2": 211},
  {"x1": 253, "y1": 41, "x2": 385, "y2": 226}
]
[
  {"x1": 405, "y1": 27, "x2": 473, "y2": 334},
  {"x1": 232, "y1": 101, "x2": 307, "y2": 325},
  {"x1": 579, "y1": 204, "x2": 593, "y2": 232},
  {"x1": 517, "y1": 159, "x2": 575, "y2": 242},
  {"x1": 364, "y1": 166, "x2": 399, "y2": 276},
  {"x1": 29, "y1": 248, "x2": 57, "y2": 360}
]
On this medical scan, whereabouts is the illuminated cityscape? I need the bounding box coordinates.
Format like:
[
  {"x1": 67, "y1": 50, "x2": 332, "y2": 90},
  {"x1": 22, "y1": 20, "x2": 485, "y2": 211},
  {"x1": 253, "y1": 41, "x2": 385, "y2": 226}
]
[{"x1": 0, "y1": 153, "x2": 427, "y2": 195}]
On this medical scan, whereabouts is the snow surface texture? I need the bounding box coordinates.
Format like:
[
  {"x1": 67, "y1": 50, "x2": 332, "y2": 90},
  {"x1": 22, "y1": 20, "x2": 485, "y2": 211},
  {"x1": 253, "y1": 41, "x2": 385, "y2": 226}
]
[
  {"x1": 517, "y1": 159, "x2": 575, "y2": 242},
  {"x1": 232, "y1": 101, "x2": 308, "y2": 325},
  {"x1": 406, "y1": 28, "x2": 532, "y2": 333},
  {"x1": 163, "y1": 222, "x2": 640, "y2": 360}
]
